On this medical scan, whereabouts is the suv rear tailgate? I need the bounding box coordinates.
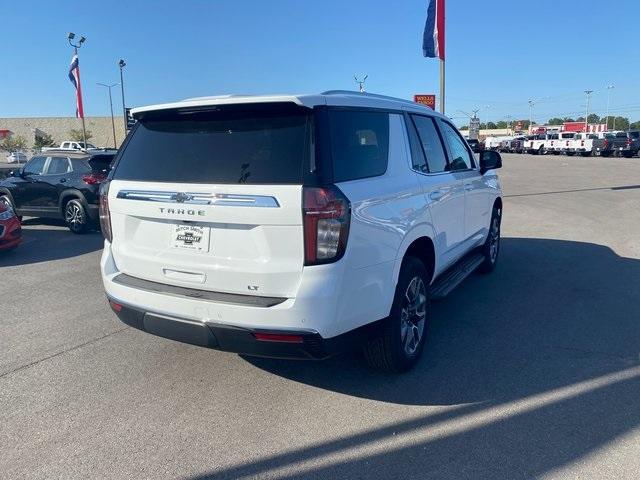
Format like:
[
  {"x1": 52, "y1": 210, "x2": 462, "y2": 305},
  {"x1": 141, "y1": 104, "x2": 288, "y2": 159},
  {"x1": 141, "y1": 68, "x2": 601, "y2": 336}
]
[{"x1": 108, "y1": 180, "x2": 304, "y2": 298}]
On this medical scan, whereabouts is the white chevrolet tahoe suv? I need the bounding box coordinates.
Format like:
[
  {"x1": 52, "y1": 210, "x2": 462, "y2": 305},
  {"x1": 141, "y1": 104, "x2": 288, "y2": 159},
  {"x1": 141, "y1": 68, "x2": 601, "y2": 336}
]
[{"x1": 100, "y1": 91, "x2": 503, "y2": 372}]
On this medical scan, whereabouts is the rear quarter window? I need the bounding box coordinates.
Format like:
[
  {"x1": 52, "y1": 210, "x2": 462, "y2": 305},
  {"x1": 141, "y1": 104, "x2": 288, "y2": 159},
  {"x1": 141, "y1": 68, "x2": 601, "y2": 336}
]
[{"x1": 328, "y1": 110, "x2": 389, "y2": 182}]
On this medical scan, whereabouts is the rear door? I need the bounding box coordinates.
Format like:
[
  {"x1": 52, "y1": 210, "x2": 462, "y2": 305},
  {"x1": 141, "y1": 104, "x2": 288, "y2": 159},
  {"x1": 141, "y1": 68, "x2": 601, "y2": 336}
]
[
  {"x1": 108, "y1": 105, "x2": 313, "y2": 298},
  {"x1": 43, "y1": 156, "x2": 72, "y2": 209}
]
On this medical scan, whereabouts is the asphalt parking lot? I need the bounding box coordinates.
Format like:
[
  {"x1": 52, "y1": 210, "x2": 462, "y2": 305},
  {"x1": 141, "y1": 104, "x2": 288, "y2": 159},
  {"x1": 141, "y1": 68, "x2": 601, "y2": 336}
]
[{"x1": 2, "y1": 153, "x2": 640, "y2": 480}]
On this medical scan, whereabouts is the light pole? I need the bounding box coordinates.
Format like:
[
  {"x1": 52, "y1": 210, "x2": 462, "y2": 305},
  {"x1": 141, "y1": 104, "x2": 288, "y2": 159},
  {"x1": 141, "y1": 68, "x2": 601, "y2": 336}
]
[
  {"x1": 528, "y1": 99, "x2": 535, "y2": 131},
  {"x1": 119, "y1": 59, "x2": 127, "y2": 134},
  {"x1": 506, "y1": 115, "x2": 513, "y2": 133},
  {"x1": 485, "y1": 105, "x2": 492, "y2": 129},
  {"x1": 97, "y1": 82, "x2": 119, "y2": 148},
  {"x1": 584, "y1": 90, "x2": 593, "y2": 132},
  {"x1": 605, "y1": 85, "x2": 614, "y2": 131},
  {"x1": 67, "y1": 32, "x2": 87, "y2": 148}
]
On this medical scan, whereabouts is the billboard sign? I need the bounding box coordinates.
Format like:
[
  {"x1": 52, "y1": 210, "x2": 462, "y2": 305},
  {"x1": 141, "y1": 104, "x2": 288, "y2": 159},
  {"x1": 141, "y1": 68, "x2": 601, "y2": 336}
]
[{"x1": 413, "y1": 94, "x2": 436, "y2": 110}]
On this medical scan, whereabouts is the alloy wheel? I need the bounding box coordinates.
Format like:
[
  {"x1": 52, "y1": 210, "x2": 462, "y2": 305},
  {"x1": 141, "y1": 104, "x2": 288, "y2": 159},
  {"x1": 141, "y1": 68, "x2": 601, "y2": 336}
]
[{"x1": 400, "y1": 276, "x2": 427, "y2": 355}]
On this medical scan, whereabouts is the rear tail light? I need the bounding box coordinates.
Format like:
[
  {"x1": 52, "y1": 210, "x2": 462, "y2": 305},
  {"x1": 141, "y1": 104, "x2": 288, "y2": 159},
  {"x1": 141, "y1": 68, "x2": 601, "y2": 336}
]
[
  {"x1": 303, "y1": 185, "x2": 350, "y2": 266},
  {"x1": 604, "y1": 140, "x2": 609, "y2": 147},
  {"x1": 627, "y1": 138, "x2": 632, "y2": 146},
  {"x1": 99, "y1": 181, "x2": 112, "y2": 242},
  {"x1": 82, "y1": 173, "x2": 107, "y2": 185}
]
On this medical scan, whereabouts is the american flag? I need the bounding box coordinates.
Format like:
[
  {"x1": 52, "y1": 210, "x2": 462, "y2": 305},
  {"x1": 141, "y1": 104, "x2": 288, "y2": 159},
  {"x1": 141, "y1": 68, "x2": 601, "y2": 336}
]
[
  {"x1": 422, "y1": 0, "x2": 445, "y2": 60},
  {"x1": 68, "y1": 54, "x2": 85, "y2": 118}
]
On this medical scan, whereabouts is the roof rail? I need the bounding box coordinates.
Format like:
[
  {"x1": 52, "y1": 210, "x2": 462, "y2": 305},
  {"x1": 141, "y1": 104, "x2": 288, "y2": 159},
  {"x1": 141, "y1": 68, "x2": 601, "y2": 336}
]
[
  {"x1": 321, "y1": 90, "x2": 418, "y2": 107},
  {"x1": 181, "y1": 94, "x2": 256, "y2": 102}
]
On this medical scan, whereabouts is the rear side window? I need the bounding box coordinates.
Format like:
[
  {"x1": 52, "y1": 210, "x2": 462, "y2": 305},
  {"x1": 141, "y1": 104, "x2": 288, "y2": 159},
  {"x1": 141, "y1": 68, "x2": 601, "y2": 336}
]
[
  {"x1": 411, "y1": 115, "x2": 448, "y2": 173},
  {"x1": 113, "y1": 109, "x2": 312, "y2": 184},
  {"x1": 46, "y1": 157, "x2": 71, "y2": 175},
  {"x1": 328, "y1": 110, "x2": 389, "y2": 182}
]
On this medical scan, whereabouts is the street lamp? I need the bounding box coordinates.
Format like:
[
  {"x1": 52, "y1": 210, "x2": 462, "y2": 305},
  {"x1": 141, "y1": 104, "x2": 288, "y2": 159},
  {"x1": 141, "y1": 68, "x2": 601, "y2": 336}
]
[
  {"x1": 605, "y1": 85, "x2": 614, "y2": 131},
  {"x1": 97, "y1": 82, "x2": 119, "y2": 148},
  {"x1": 119, "y1": 59, "x2": 127, "y2": 133},
  {"x1": 67, "y1": 32, "x2": 88, "y2": 148},
  {"x1": 584, "y1": 90, "x2": 593, "y2": 132}
]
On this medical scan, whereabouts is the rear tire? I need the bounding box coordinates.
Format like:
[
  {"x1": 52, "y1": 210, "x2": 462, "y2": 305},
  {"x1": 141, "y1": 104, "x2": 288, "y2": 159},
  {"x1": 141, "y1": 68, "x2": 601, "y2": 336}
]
[
  {"x1": 363, "y1": 257, "x2": 430, "y2": 373},
  {"x1": 479, "y1": 205, "x2": 501, "y2": 273},
  {"x1": 64, "y1": 199, "x2": 89, "y2": 234}
]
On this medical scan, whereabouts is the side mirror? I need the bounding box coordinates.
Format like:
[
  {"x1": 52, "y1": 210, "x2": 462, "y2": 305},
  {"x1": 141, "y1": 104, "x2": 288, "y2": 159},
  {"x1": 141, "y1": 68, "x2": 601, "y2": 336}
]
[{"x1": 479, "y1": 150, "x2": 502, "y2": 174}]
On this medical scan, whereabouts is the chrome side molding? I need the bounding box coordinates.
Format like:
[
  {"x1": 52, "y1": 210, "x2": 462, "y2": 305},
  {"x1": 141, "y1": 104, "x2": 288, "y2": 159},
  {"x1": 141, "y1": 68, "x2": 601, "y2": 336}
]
[{"x1": 116, "y1": 190, "x2": 280, "y2": 208}]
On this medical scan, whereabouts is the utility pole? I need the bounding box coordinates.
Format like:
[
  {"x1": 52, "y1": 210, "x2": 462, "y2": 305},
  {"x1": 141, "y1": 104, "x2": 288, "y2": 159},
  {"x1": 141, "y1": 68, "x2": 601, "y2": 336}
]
[
  {"x1": 97, "y1": 82, "x2": 119, "y2": 148},
  {"x1": 67, "y1": 32, "x2": 87, "y2": 148},
  {"x1": 119, "y1": 59, "x2": 127, "y2": 134},
  {"x1": 354, "y1": 75, "x2": 368, "y2": 93},
  {"x1": 528, "y1": 100, "x2": 535, "y2": 132},
  {"x1": 605, "y1": 85, "x2": 614, "y2": 131},
  {"x1": 584, "y1": 90, "x2": 593, "y2": 132}
]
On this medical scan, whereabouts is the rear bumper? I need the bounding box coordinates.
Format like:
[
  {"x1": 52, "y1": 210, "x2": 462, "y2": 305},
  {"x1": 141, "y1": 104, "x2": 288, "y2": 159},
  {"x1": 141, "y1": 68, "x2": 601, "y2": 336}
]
[{"x1": 108, "y1": 298, "x2": 359, "y2": 359}]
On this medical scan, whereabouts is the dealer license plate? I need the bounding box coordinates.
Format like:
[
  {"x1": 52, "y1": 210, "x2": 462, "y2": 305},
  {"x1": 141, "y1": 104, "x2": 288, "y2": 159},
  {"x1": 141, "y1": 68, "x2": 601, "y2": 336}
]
[{"x1": 172, "y1": 224, "x2": 210, "y2": 252}]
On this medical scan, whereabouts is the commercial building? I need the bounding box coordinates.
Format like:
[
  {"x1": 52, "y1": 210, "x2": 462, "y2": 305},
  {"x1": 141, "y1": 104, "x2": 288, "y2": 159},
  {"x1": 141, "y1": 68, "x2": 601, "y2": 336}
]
[{"x1": 0, "y1": 117, "x2": 125, "y2": 149}]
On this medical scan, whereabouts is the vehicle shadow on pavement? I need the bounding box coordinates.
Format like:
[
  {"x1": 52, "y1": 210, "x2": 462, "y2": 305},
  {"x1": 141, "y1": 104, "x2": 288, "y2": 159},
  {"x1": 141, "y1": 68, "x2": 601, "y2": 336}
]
[
  {"x1": 0, "y1": 221, "x2": 103, "y2": 267},
  {"x1": 205, "y1": 237, "x2": 640, "y2": 479}
]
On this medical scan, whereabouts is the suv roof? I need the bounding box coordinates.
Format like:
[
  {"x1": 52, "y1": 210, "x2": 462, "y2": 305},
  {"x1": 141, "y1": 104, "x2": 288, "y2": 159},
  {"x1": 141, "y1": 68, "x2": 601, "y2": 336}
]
[
  {"x1": 131, "y1": 90, "x2": 443, "y2": 119},
  {"x1": 41, "y1": 149, "x2": 117, "y2": 158}
]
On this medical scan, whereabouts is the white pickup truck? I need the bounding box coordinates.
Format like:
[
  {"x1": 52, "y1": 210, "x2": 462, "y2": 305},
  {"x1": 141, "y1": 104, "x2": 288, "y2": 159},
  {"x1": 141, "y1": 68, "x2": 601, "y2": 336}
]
[
  {"x1": 567, "y1": 132, "x2": 601, "y2": 156},
  {"x1": 42, "y1": 141, "x2": 98, "y2": 152},
  {"x1": 524, "y1": 134, "x2": 547, "y2": 155}
]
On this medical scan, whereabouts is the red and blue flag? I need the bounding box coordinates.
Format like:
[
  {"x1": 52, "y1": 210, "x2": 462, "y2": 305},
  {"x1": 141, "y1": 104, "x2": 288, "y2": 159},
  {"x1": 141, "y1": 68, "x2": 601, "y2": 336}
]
[
  {"x1": 68, "y1": 54, "x2": 85, "y2": 118},
  {"x1": 422, "y1": 0, "x2": 445, "y2": 60}
]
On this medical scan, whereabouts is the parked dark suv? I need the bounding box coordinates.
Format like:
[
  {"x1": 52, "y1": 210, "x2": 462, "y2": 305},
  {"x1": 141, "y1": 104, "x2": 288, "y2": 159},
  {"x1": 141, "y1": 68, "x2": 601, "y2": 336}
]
[{"x1": 0, "y1": 150, "x2": 115, "y2": 233}]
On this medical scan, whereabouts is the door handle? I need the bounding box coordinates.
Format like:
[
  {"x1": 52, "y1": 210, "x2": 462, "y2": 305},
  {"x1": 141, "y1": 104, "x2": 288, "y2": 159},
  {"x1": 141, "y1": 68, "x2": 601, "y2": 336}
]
[
  {"x1": 59, "y1": 178, "x2": 67, "y2": 183},
  {"x1": 464, "y1": 184, "x2": 473, "y2": 191},
  {"x1": 429, "y1": 190, "x2": 445, "y2": 201}
]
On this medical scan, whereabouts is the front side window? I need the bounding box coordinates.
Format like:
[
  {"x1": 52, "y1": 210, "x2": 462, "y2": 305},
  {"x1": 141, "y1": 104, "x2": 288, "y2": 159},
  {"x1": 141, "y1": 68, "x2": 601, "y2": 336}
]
[
  {"x1": 411, "y1": 115, "x2": 448, "y2": 173},
  {"x1": 438, "y1": 121, "x2": 474, "y2": 171},
  {"x1": 23, "y1": 156, "x2": 47, "y2": 175},
  {"x1": 328, "y1": 110, "x2": 389, "y2": 182}
]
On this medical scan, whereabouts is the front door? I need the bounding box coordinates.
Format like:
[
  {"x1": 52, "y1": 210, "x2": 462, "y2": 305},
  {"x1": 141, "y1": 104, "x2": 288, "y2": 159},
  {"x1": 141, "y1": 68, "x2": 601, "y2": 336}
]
[{"x1": 407, "y1": 114, "x2": 466, "y2": 270}]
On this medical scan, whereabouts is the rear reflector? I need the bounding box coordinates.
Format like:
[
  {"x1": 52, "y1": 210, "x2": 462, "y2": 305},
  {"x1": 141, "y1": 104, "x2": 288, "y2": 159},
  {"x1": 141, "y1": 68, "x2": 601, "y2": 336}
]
[
  {"x1": 253, "y1": 332, "x2": 304, "y2": 343},
  {"x1": 109, "y1": 300, "x2": 122, "y2": 312}
]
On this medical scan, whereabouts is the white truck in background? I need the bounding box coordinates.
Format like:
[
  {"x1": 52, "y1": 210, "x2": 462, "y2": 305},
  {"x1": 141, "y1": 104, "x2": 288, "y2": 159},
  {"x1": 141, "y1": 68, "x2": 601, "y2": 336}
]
[
  {"x1": 567, "y1": 132, "x2": 601, "y2": 156},
  {"x1": 42, "y1": 141, "x2": 98, "y2": 152}
]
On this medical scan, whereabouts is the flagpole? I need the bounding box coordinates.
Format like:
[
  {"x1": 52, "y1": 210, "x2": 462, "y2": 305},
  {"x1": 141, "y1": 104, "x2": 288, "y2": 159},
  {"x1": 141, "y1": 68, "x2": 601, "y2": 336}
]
[
  {"x1": 439, "y1": 58, "x2": 445, "y2": 114},
  {"x1": 76, "y1": 46, "x2": 88, "y2": 150}
]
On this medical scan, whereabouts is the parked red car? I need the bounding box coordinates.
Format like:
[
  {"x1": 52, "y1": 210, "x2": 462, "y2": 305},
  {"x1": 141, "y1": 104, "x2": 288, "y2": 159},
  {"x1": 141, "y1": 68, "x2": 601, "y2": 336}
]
[{"x1": 0, "y1": 203, "x2": 21, "y2": 250}]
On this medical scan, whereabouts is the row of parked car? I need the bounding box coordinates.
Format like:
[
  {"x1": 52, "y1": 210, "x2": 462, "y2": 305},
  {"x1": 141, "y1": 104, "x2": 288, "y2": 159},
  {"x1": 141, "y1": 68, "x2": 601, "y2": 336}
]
[
  {"x1": 0, "y1": 148, "x2": 116, "y2": 250},
  {"x1": 481, "y1": 130, "x2": 640, "y2": 157}
]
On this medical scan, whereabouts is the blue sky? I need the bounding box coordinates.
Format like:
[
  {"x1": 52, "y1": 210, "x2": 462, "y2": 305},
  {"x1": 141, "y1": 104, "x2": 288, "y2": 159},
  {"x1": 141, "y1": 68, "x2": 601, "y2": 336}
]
[{"x1": 2, "y1": 0, "x2": 640, "y2": 126}]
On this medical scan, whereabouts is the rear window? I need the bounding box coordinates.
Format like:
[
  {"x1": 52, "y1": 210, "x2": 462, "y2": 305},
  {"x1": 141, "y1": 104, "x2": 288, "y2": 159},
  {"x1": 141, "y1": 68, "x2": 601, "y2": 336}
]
[
  {"x1": 113, "y1": 108, "x2": 312, "y2": 184},
  {"x1": 88, "y1": 154, "x2": 115, "y2": 172},
  {"x1": 328, "y1": 110, "x2": 389, "y2": 182}
]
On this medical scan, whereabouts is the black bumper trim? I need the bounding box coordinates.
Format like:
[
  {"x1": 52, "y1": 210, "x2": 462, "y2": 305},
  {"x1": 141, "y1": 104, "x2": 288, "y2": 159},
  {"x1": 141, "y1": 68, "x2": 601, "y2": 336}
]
[
  {"x1": 112, "y1": 273, "x2": 287, "y2": 308},
  {"x1": 109, "y1": 299, "x2": 363, "y2": 359}
]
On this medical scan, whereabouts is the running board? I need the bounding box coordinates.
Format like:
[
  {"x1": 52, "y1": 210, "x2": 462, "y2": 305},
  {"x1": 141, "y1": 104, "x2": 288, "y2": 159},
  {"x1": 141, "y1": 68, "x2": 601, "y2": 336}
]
[{"x1": 430, "y1": 253, "x2": 484, "y2": 300}]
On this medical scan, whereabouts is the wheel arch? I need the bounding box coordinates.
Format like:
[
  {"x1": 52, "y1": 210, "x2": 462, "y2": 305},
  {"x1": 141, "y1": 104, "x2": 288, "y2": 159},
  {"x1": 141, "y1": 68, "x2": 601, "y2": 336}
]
[
  {"x1": 58, "y1": 189, "x2": 89, "y2": 213},
  {"x1": 391, "y1": 224, "x2": 438, "y2": 295}
]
